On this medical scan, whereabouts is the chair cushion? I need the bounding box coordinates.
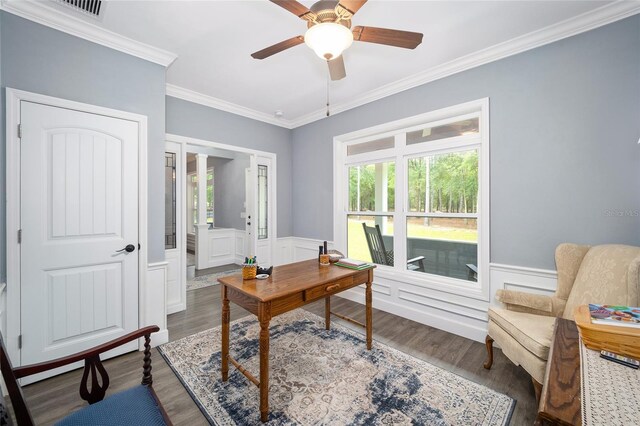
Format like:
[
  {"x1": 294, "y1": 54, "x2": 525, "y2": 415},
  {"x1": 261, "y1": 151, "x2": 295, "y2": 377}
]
[
  {"x1": 54, "y1": 385, "x2": 166, "y2": 426},
  {"x1": 488, "y1": 307, "x2": 556, "y2": 360}
]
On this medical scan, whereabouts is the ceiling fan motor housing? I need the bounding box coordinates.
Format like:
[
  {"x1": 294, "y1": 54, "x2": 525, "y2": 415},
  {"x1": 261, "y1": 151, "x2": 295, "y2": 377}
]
[{"x1": 308, "y1": 0, "x2": 351, "y2": 28}]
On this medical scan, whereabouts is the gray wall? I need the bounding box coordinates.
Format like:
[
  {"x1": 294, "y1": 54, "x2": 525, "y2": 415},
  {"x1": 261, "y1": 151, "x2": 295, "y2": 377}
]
[
  {"x1": 0, "y1": 12, "x2": 167, "y2": 281},
  {"x1": 291, "y1": 15, "x2": 640, "y2": 270},
  {"x1": 186, "y1": 154, "x2": 249, "y2": 230},
  {"x1": 166, "y1": 96, "x2": 293, "y2": 237}
]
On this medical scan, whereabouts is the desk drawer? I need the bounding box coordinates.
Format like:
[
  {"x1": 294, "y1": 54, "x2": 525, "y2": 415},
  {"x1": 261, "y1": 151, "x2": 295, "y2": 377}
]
[{"x1": 305, "y1": 276, "x2": 354, "y2": 301}]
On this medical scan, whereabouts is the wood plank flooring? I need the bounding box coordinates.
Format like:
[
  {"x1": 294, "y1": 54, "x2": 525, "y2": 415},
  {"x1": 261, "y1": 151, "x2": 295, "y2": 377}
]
[{"x1": 22, "y1": 284, "x2": 537, "y2": 425}]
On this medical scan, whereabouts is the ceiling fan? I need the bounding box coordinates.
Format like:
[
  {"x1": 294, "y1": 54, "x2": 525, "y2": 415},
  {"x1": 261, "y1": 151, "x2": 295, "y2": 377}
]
[{"x1": 251, "y1": 0, "x2": 423, "y2": 81}]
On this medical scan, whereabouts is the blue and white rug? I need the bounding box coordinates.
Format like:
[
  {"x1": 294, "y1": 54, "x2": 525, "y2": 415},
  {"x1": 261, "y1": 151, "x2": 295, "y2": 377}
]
[{"x1": 159, "y1": 310, "x2": 515, "y2": 425}]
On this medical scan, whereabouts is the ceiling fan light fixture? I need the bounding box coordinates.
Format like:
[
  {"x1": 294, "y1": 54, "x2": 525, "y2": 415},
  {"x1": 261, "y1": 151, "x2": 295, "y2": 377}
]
[{"x1": 304, "y1": 22, "x2": 353, "y2": 60}]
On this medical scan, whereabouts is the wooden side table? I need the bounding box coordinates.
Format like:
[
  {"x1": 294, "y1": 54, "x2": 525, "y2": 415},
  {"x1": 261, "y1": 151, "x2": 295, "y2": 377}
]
[{"x1": 536, "y1": 318, "x2": 582, "y2": 425}]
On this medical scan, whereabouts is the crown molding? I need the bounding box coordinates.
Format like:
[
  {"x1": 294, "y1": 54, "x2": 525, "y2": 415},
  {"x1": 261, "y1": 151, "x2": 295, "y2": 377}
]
[
  {"x1": 166, "y1": 84, "x2": 293, "y2": 128},
  {"x1": 286, "y1": 1, "x2": 640, "y2": 128},
  {"x1": 0, "y1": 0, "x2": 177, "y2": 67}
]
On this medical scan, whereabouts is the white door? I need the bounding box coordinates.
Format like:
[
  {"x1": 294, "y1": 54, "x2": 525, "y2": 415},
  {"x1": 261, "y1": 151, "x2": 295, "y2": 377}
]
[{"x1": 20, "y1": 101, "x2": 139, "y2": 378}]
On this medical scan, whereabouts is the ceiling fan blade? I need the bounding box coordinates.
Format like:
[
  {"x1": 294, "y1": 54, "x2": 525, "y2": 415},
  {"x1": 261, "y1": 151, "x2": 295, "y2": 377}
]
[
  {"x1": 270, "y1": 0, "x2": 316, "y2": 22},
  {"x1": 328, "y1": 55, "x2": 346, "y2": 81},
  {"x1": 352, "y1": 26, "x2": 423, "y2": 49},
  {"x1": 337, "y1": 0, "x2": 368, "y2": 15},
  {"x1": 251, "y1": 36, "x2": 305, "y2": 59}
]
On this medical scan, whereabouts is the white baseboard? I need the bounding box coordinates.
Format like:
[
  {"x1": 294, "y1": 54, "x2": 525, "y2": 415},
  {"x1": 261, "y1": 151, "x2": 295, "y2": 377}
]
[{"x1": 167, "y1": 303, "x2": 186, "y2": 315}]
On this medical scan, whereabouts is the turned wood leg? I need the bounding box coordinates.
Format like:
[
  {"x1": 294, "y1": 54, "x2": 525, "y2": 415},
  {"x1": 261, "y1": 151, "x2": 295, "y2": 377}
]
[
  {"x1": 483, "y1": 335, "x2": 494, "y2": 369},
  {"x1": 532, "y1": 377, "x2": 542, "y2": 406},
  {"x1": 221, "y1": 285, "x2": 230, "y2": 382},
  {"x1": 258, "y1": 303, "x2": 271, "y2": 423},
  {"x1": 365, "y1": 275, "x2": 373, "y2": 350},
  {"x1": 325, "y1": 296, "x2": 331, "y2": 330}
]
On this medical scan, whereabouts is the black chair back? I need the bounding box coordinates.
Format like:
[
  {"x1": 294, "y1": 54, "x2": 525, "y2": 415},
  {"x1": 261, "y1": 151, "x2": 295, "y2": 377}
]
[{"x1": 362, "y1": 223, "x2": 391, "y2": 266}]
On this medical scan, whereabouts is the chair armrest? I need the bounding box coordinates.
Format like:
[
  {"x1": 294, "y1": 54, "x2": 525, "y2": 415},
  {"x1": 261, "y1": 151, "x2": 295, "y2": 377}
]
[
  {"x1": 408, "y1": 256, "x2": 425, "y2": 264},
  {"x1": 14, "y1": 325, "x2": 159, "y2": 379},
  {"x1": 495, "y1": 289, "x2": 565, "y2": 317}
]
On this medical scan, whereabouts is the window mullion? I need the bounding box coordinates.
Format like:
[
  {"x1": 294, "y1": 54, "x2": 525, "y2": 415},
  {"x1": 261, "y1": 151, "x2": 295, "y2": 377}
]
[{"x1": 394, "y1": 133, "x2": 407, "y2": 271}]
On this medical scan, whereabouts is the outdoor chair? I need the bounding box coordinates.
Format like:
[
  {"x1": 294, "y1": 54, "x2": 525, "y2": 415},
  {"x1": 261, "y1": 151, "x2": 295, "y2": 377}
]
[
  {"x1": 362, "y1": 223, "x2": 425, "y2": 272},
  {"x1": 484, "y1": 243, "x2": 640, "y2": 392},
  {"x1": 0, "y1": 326, "x2": 171, "y2": 426}
]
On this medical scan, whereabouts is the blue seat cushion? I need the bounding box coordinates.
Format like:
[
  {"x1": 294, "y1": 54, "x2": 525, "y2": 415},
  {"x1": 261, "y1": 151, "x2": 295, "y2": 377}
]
[{"x1": 54, "y1": 385, "x2": 167, "y2": 426}]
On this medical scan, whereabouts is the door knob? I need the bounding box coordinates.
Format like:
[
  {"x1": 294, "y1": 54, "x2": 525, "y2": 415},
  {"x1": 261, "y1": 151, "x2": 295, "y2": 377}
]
[{"x1": 116, "y1": 244, "x2": 136, "y2": 253}]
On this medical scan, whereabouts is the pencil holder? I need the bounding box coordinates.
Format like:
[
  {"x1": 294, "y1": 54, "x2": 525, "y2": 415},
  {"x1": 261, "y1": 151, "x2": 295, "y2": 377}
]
[{"x1": 242, "y1": 264, "x2": 257, "y2": 280}]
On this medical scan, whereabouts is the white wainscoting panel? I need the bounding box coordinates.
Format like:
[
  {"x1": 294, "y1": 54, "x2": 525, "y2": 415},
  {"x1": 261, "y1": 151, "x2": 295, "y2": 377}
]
[
  {"x1": 274, "y1": 237, "x2": 293, "y2": 266},
  {"x1": 165, "y1": 248, "x2": 186, "y2": 314},
  {"x1": 272, "y1": 237, "x2": 560, "y2": 342},
  {"x1": 489, "y1": 263, "x2": 557, "y2": 306},
  {"x1": 146, "y1": 262, "x2": 169, "y2": 347},
  {"x1": 235, "y1": 230, "x2": 246, "y2": 264}
]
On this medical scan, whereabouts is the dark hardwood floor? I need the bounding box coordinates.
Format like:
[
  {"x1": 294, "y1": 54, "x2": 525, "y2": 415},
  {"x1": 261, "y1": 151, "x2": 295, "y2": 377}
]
[{"x1": 22, "y1": 283, "x2": 537, "y2": 425}]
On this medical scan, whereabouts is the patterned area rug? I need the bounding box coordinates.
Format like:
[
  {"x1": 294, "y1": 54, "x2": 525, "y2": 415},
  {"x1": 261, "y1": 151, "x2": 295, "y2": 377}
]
[
  {"x1": 158, "y1": 310, "x2": 515, "y2": 425},
  {"x1": 187, "y1": 269, "x2": 241, "y2": 291}
]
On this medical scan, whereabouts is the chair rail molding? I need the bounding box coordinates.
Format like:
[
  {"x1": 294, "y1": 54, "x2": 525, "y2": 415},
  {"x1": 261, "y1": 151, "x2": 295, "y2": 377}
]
[{"x1": 0, "y1": 0, "x2": 177, "y2": 66}]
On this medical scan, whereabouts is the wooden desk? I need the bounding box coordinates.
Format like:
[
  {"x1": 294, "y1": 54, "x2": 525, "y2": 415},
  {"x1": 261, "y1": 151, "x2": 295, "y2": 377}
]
[
  {"x1": 217, "y1": 259, "x2": 375, "y2": 423},
  {"x1": 537, "y1": 318, "x2": 582, "y2": 426}
]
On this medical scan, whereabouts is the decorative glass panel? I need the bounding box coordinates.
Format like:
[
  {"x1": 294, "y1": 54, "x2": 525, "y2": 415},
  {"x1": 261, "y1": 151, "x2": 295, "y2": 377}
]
[
  {"x1": 258, "y1": 165, "x2": 268, "y2": 240},
  {"x1": 164, "y1": 152, "x2": 177, "y2": 249},
  {"x1": 406, "y1": 117, "x2": 479, "y2": 146}
]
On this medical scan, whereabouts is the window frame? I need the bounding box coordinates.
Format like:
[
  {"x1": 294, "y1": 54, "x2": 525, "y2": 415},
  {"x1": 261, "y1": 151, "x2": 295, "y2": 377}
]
[{"x1": 334, "y1": 98, "x2": 490, "y2": 301}]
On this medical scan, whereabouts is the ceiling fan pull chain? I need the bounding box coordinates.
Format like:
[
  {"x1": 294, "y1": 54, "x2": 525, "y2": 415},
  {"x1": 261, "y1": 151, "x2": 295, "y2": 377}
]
[{"x1": 326, "y1": 73, "x2": 331, "y2": 117}]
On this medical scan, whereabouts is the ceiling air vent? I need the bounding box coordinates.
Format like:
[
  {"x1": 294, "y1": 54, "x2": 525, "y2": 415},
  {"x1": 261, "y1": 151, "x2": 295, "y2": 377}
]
[{"x1": 56, "y1": 0, "x2": 103, "y2": 18}]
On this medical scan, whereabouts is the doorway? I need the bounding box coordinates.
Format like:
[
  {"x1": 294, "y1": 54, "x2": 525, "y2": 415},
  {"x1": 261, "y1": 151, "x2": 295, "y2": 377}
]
[{"x1": 164, "y1": 135, "x2": 276, "y2": 314}]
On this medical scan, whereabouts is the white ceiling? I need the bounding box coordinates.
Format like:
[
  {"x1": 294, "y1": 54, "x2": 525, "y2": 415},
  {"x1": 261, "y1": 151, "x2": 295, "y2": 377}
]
[{"x1": 29, "y1": 1, "x2": 624, "y2": 123}]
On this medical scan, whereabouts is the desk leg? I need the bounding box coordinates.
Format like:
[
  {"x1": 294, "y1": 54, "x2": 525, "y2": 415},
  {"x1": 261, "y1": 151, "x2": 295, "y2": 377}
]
[
  {"x1": 366, "y1": 275, "x2": 373, "y2": 350},
  {"x1": 221, "y1": 285, "x2": 230, "y2": 382},
  {"x1": 325, "y1": 296, "x2": 331, "y2": 330},
  {"x1": 259, "y1": 303, "x2": 271, "y2": 423}
]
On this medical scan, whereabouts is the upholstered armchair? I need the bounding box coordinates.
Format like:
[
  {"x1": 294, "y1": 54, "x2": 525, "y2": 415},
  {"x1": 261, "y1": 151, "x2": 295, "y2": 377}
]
[{"x1": 484, "y1": 243, "x2": 640, "y2": 387}]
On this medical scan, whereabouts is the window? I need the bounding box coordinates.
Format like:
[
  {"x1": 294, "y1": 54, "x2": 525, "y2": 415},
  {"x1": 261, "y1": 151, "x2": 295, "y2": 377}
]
[
  {"x1": 164, "y1": 152, "x2": 177, "y2": 249},
  {"x1": 257, "y1": 165, "x2": 268, "y2": 239},
  {"x1": 187, "y1": 168, "x2": 214, "y2": 231},
  {"x1": 335, "y1": 100, "x2": 488, "y2": 292}
]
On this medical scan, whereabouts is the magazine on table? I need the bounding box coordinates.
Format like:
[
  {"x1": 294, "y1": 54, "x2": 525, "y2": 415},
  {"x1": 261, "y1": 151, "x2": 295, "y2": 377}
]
[{"x1": 589, "y1": 304, "x2": 640, "y2": 328}]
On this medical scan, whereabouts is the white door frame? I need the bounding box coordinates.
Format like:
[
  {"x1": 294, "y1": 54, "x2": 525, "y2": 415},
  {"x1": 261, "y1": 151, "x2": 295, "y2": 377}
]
[
  {"x1": 5, "y1": 88, "x2": 149, "y2": 365},
  {"x1": 165, "y1": 133, "x2": 277, "y2": 288}
]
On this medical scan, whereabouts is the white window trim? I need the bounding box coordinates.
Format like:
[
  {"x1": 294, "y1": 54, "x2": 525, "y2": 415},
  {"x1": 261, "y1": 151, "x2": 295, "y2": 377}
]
[{"x1": 333, "y1": 98, "x2": 490, "y2": 301}]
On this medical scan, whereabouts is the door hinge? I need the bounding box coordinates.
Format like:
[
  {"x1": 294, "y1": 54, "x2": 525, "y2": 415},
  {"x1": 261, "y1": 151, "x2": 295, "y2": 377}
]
[
  {"x1": 18, "y1": 229, "x2": 22, "y2": 244},
  {"x1": 18, "y1": 335, "x2": 22, "y2": 349},
  {"x1": 17, "y1": 124, "x2": 22, "y2": 139}
]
